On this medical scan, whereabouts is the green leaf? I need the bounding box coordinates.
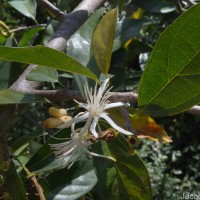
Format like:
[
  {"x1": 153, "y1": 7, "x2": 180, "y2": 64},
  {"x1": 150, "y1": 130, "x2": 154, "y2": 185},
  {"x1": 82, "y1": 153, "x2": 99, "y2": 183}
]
[
  {"x1": 134, "y1": 0, "x2": 176, "y2": 13},
  {"x1": 0, "y1": 61, "x2": 11, "y2": 89},
  {"x1": 107, "y1": 135, "x2": 152, "y2": 200},
  {"x1": 92, "y1": 8, "x2": 118, "y2": 76},
  {"x1": 0, "y1": 89, "x2": 43, "y2": 104},
  {"x1": 67, "y1": 8, "x2": 105, "y2": 67},
  {"x1": 19, "y1": 27, "x2": 44, "y2": 47},
  {"x1": 67, "y1": 8, "x2": 104, "y2": 98},
  {"x1": 92, "y1": 142, "x2": 130, "y2": 200},
  {"x1": 8, "y1": 0, "x2": 37, "y2": 22},
  {"x1": 46, "y1": 160, "x2": 97, "y2": 200},
  {"x1": 0, "y1": 45, "x2": 98, "y2": 82},
  {"x1": 139, "y1": 4, "x2": 200, "y2": 116},
  {"x1": 6, "y1": 160, "x2": 28, "y2": 200},
  {"x1": 26, "y1": 66, "x2": 58, "y2": 82},
  {"x1": 0, "y1": 37, "x2": 15, "y2": 89}
]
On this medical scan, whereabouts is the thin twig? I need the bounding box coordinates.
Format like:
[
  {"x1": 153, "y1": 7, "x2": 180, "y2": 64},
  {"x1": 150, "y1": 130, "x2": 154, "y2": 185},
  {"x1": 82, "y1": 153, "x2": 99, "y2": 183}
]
[
  {"x1": 11, "y1": 24, "x2": 47, "y2": 33},
  {"x1": 30, "y1": 176, "x2": 46, "y2": 200},
  {"x1": 15, "y1": 157, "x2": 46, "y2": 200},
  {"x1": 36, "y1": 0, "x2": 65, "y2": 21}
]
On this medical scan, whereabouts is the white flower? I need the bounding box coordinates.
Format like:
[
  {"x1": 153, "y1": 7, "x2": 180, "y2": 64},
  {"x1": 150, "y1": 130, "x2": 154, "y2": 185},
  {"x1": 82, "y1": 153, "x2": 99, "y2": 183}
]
[
  {"x1": 49, "y1": 131, "x2": 90, "y2": 167},
  {"x1": 57, "y1": 78, "x2": 133, "y2": 138},
  {"x1": 50, "y1": 130, "x2": 116, "y2": 167},
  {"x1": 49, "y1": 78, "x2": 133, "y2": 166}
]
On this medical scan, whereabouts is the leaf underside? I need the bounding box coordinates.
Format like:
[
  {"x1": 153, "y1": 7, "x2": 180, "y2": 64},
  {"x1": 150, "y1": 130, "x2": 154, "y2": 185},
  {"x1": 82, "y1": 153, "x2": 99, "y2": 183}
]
[{"x1": 139, "y1": 4, "x2": 200, "y2": 116}]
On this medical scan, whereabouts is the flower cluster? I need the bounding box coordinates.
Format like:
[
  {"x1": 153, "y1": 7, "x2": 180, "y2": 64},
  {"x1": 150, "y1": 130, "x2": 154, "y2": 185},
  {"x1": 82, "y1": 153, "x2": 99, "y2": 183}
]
[{"x1": 44, "y1": 78, "x2": 133, "y2": 166}]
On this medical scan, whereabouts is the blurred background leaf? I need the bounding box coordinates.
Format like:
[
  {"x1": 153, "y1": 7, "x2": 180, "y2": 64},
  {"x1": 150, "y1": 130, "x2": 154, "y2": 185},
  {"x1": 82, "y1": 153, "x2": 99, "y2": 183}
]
[{"x1": 8, "y1": 0, "x2": 37, "y2": 22}]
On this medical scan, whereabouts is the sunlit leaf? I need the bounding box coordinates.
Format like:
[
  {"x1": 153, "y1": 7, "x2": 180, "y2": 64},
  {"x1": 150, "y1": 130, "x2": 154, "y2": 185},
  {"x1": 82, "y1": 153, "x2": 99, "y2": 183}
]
[
  {"x1": 132, "y1": 8, "x2": 144, "y2": 19},
  {"x1": 130, "y1": 110, "x2": 172, "y2": 143},
  {"x1": 93, "y1": 8, "x2": 118, "y2": 76},
  {"x1": 0, "y1": 45, "x2": 98, "y2": 82},
  {"x1": 139, "y1": 4, "x2": 200, "y2": 116}
]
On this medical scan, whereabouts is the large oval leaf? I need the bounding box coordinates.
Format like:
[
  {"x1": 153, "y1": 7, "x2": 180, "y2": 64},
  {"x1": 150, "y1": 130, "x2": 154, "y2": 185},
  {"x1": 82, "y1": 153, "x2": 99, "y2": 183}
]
[
  {"x1": 92, "y1": 8, "x2": 118, "y2": 76},
  {"x1": 0, "y1": 45, "x2": 98, "y2": 82},
  {"x1": 92, "y1": 141, "x2": 131, "y2": 200},
  {"x1": 138, "y1": 4, "x2": 200, "y2": 116},
  {"x1": 107, "y1": 135, "x2": 152, "y2": 200},
  {"x1": 46, "y1": 160, "x2": 97, "y2": 200}
]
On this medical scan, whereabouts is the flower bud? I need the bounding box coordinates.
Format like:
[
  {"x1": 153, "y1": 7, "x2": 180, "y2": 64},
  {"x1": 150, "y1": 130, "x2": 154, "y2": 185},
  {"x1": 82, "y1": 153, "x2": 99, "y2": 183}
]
[
  {"x1": 44, "y1": 116, "x2": 72, "y2": 128},
  {"x1": 48, "y1": 107, "x2": 67, "y2": 118}
]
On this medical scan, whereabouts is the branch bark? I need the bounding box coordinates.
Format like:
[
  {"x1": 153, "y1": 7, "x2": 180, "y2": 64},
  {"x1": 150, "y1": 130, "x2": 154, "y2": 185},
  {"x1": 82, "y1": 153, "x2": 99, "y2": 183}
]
[{"x1": 19, "y1": 88, "x2": 200, "y2": 116}]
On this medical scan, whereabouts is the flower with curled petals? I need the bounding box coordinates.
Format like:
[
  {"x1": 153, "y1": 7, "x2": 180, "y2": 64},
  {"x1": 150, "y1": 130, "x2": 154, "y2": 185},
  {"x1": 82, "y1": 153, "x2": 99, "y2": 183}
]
[
  {"x1": 57, "y1": 78, "x2": 133, "y2": 138},
  {"x1": 46, "y1": 78, "x2": 133, "y2": 167}
]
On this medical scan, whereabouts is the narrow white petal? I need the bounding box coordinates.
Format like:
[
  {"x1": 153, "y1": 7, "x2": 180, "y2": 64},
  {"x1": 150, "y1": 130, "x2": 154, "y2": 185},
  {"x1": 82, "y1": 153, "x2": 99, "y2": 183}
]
[
  {"x1": 74, "y1": 99, "x2": 88, "y2": 110},
  {"x1": 97, "y1": 78, "x2": 109, "y2": 98},
  {"x1": 89, "y1": 117, "x2": 99, "y2": 138},
  {"x1": 50, "y1": 140, "x2": 75, "y2": 155},
  {"x1": 100, "y1": 113, "x2": 133, "y2": 136},
  {"x1": 71, "y1": 112, "x2": 86, "y2": 133},
  {"x1": 84, "y1": 85, "x2": 92, "y2": 104},
  {"x1": 79, "y1": 103, "x2": 89, "y2": 110},
  {"x1": 63, "y1": 146, "x2": 76, "y2": 156},
  {"x1": 57, "y1": 112, "x2": 89, "y2": 129},
  {"x1": 85, "y1": 149, "x2": 116, "y2": 162},
  {"x1": 79, "y1": 115, "x2": 93, "y2": 135},
  {"x1": 104, "y1": 102, "x2": 129, "y2": 110}
]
